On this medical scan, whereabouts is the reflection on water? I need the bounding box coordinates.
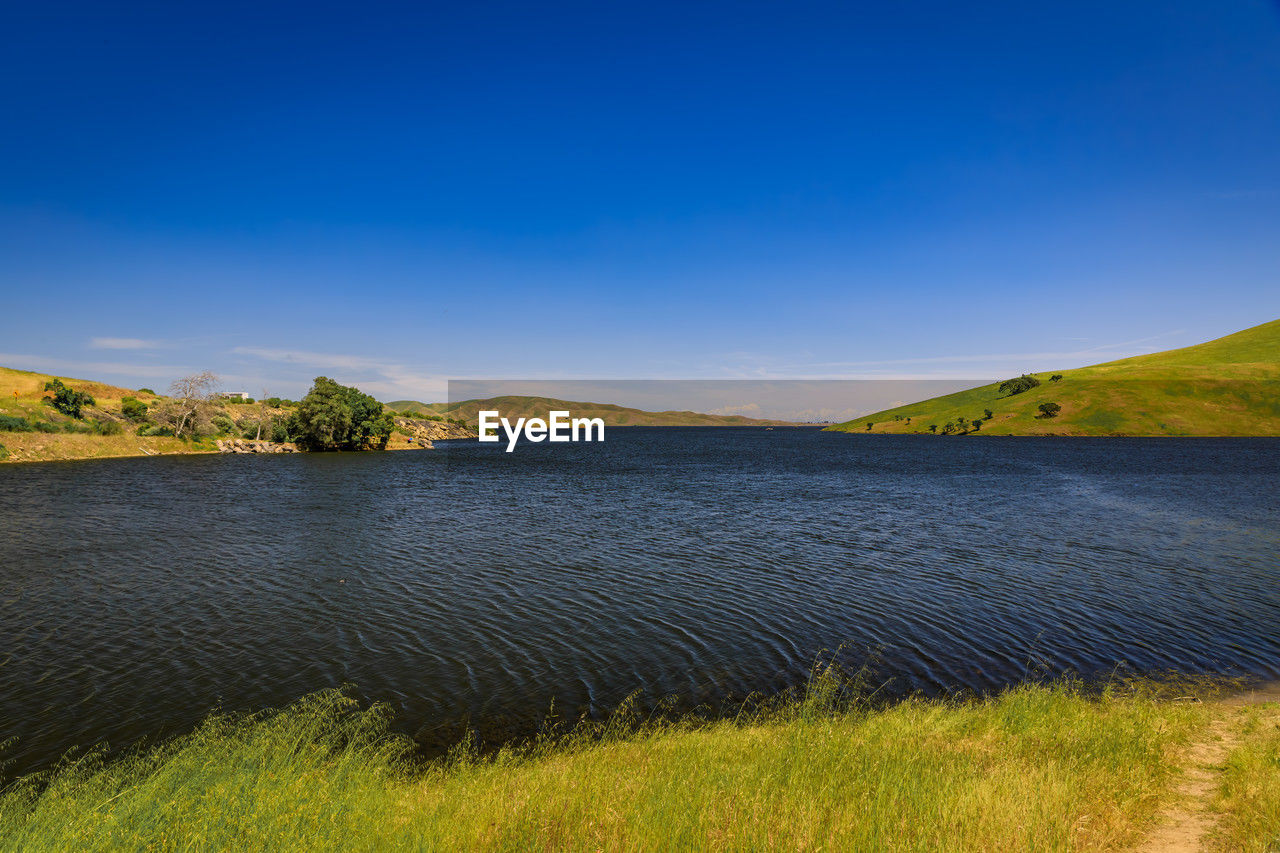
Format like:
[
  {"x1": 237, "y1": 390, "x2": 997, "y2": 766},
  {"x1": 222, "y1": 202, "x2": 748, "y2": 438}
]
[{"x1": 1, "y1": 430, "x2": 1277, "y2": 778}]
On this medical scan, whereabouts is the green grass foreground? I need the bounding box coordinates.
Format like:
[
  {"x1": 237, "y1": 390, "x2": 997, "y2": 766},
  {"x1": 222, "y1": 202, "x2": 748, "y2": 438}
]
[{"x1": 1, "y1": 674, "x2": 1276, "y2": 851}]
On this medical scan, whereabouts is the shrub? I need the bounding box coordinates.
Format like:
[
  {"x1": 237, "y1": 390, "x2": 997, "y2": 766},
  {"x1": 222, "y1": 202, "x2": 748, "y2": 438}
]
[
  {"x1": 0, "y1": 415, "x2": 32, "y2": 432},
  {"x1": 0, "y1": 443, "x2": 7, "y2": 460},
  {"x1": 33, "y1": 421, "x2": 62, "y2": 433},
  {"x1": 269, "y1": 417, "x2": 291, "y2": 444},
  {"x1": 1050, "y1": 374, "x2": 1063, "y2": 383},
  {"x1": 137, "y1": 387, "x2": 156, "y2": 395},
  {"x1": 997, "y1": 374, "x2": 1041, "y2": 397},
  {"x1": 42, "y1": 379, "x2": 95, "y2": 418},
  {"x1": 266, "y1": 397, "x2": 283, "y2": 408},
  {"x1": 1037, "y1": 402, "x2": 1062, "y2": 419},
  {"x1": 121, "y1": 397, "x2": 149, "y2": 421},
  {"x1": 983, "y1": 409, "x2": 993, "y2": 420},
  {"x1": 137, "y1": 424, "x2": 175, "y2": 437},
  {"x1": 211, "y1": 414, "x2": 236, "y2": 435},
  {"x1": 63, "y1": 421, "x2": 92, "y2": 434},
  {"x1": 90, "y1": 418, "x2": 123, "y2": 436}
]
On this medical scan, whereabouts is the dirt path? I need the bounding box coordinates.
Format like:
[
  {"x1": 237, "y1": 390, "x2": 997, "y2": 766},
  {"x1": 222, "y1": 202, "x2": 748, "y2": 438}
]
[{"x1": 1134, "y1": 685, "x2": 1280, "y2": 853}]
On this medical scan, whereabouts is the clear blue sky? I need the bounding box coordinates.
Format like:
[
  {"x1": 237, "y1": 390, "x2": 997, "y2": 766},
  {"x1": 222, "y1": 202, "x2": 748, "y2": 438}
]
[{"x1": 2, "y1": 1, "x2": 1278, "y2": 401}]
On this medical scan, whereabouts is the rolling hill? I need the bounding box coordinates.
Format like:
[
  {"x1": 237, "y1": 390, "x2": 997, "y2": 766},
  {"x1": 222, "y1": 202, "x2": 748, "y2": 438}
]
[
  {"x1": 385, "y1": 396, "x2": 804, "y2": 427},
  {"x1": 826, "y1": 318, "x2": 1280, "y2": 436}
]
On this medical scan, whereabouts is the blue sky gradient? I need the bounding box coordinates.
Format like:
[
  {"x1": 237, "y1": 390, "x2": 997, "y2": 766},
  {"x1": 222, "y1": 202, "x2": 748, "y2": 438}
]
[{"x1": 2, "y1": 1, "x2": 1278, "y2": 400}]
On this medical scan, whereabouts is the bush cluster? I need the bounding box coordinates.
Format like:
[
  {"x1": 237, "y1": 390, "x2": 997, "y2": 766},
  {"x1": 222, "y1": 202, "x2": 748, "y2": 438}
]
[
  {"x1": 997, "y1": 374, "x2": 1041, "y2": 396},
  {"x1": 0, "y1": 415, "x2": 32, "y2": 432}
]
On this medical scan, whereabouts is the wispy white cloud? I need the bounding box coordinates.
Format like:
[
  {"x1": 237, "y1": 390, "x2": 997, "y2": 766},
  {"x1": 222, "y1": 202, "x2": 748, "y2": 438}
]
[
  {"x1": 0, "y1": 353, "x2": 182, "y2": 380},
  {"x1": 231, "y1": 347, "x2": 448, "y2": 401},
  {"x1": 89, "y1": 337, "x2": 166, "y2": 350}
]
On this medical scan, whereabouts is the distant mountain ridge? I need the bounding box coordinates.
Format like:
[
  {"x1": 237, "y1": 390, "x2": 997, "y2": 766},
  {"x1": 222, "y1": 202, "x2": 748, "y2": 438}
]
[
  {"x1": 385, "y1": 395, "x2": 805, "y2": 426},
  {"x1": 825, "y1": 318, "x2": 1280, "y2": 436}
]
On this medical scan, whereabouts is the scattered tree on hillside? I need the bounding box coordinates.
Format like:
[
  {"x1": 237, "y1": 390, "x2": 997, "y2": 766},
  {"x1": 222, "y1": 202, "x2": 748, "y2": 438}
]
[
  {"x1": 137, "y1": 387, "x2": 156, "y2": 395},
  {"x1": 983, "y1": 409, "x2": 993, "y2": 420},
  {"x1": 942, "y1": 421, "x2": 956, "y2": 435},
  {"x1": 290, "y1": 377, "x2": 394, "y2": 451},
  {"x1": 1049, "y1": 374, "x2": 1063, "y2": 383},
  {"x1": 971, "y1": 418, "x2": 982, "y2": 431},
  {"x1": 928, "y1": 424, "x2": 937, "y2": 433},
  {"x1": 1037, "y1": 401, "x2": 1062, "y2": 419},
  {"x1": 957, "y1": 416, "x2": 968, "y2": 430},
  {"x1": 997, "y1": 374, "x2": 1041, "y2": 396},
  {"x1": 866, "y1": 422, "x2": 874, "y2": 431},
  {"x1": 42, "y1": 379, "x2": 95, "y2": 419}
]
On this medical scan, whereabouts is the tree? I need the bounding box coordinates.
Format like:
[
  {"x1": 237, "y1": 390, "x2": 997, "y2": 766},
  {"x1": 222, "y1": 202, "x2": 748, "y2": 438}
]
[
  {"x1": 1050, "y1": 374, "x2": 1063, "y2": 383},
  {"x1": 970, "y1": 418, "x2": 982, "y2": 431},
  {"x1": 866, "y1": 422, "x2": 874, "y2": 431},
  {"x1": 957, "y1": 416, "x2": 968, "y2": 429},
  {"x1": 1037, "y1": 401, "x2": 1062, "y2": 419},
  {"x1": 43, "y1": 379, "x2": 95, "y2": 419},
  {"x1": 928, "y1": 424, "x2": 937, "y2": 433},
  {"x1": 290, "y1": 377, "x2": 394, "y2": 451},
  {"x1": 942, "y1": 421, "x2": 956, "y2": 434},
  {"x1": 997, "y1": 374, "x2": 1041, "y2": 396},
  {"x1": 983, "y1": 409, "x2": 993, "y2": 420},
  {"x1": 256, "y1": 388, "x2": 269, "y2": 440},
  {"x1": 167, "y1": 371, "x2": 220, "y2": 438}
]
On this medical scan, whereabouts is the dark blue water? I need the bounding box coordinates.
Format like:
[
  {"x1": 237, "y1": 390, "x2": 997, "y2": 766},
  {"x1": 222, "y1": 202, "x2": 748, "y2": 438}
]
[{"x1": 2, "y1": 429, "x2": 1278, "y2": 779}]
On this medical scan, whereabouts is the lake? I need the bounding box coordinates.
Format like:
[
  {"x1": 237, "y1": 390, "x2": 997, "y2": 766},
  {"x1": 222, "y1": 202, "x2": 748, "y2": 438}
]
[{"x1": 2, "y1": 428, "x2": 1278, "y2": 779}]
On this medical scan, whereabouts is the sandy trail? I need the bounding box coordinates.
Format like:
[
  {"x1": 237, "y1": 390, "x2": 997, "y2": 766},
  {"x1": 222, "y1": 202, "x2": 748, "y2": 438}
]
[{"x1": 1134, "y1": 684, "x2": 1280, "y2": 853}]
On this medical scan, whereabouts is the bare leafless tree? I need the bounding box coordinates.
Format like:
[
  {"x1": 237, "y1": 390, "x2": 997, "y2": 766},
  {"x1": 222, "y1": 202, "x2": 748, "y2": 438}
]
[
  {"x1": 256, "y1": 388, "x2": 268, "y2": 440},
  {"x1": 167, "y1": 371, "x2": 220, "y2": 438}
]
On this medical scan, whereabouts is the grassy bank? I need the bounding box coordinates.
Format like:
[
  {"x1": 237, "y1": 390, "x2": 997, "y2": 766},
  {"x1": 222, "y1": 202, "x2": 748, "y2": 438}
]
[{"x1": 3, "y1": 674, "x2": 1275, "y2": 851}]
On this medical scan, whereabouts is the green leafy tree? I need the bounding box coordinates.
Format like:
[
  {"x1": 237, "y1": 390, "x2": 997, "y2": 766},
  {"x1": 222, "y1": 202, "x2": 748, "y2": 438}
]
[
  {"x1": 983, "y1": 409, "x2": 993, "y2": 420},
  {"x1": 290, "y1": 377, "x2": 394, "y2": 451},
  {"x1": 970, "y1": 418, "x2": 982, "y2": 431},
  {"x1": 1049, "y1": 374, "x2": 1063, "y2": 383},
  {"x1": 866, "y1": 422, "x2": 874, "y2": 431},
  {"x1": 1037, "y1": 401, "x2": 1062, "y2": 419},
  {"x1": 928, "y1": 424, "x2": 937, "y2": 433},
  {"x1": 43, "y1": 379, "x2": 95, "y2": 419}
]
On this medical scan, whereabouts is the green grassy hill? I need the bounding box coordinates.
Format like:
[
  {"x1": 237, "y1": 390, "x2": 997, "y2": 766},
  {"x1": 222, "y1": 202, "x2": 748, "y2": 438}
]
[
  {"x1": 827, "y1": 318, "x2": 1280, "y2": 436},
  {"x1": 387, "y1": 395, "x2": 801, "y2": 426}
]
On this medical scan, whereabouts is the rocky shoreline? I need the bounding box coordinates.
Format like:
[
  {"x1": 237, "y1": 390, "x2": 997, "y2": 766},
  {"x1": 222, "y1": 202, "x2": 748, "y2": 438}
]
[{"x1": 214, "y1": 438, "x2": 298, "y2": 454}]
